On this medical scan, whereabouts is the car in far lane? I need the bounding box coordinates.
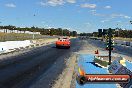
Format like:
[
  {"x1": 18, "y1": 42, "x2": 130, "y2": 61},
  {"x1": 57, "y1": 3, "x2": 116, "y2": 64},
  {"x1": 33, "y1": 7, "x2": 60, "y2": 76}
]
[{"x1": 56, "y1": 37, "x2": 70, "y2": 49}]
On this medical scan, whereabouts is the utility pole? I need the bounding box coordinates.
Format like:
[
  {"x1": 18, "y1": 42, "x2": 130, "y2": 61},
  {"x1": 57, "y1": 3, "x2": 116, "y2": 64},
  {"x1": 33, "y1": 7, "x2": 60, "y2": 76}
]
[
  {"x1": 33, "y1": 14, "x2": 36, "y2": 39},
  {"x1": 62, "y1": 29, "x2": 63, "y2": 36},
  {"x1": 130, "y1": 21, "x2": 132, "y2": 40},
  {"x1": 49, "y1": 29, "x2": 51, "y2": 36}
]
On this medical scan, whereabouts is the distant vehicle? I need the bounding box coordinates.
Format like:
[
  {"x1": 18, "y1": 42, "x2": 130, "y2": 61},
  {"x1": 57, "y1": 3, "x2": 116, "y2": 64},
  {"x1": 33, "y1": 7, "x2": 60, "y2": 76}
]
[
  {"x1": 126, "y1": 42, "x2": 130, "y2": 46},
  {"x1": 56, "y1": 37, "x2": 70, "y2": 49}
]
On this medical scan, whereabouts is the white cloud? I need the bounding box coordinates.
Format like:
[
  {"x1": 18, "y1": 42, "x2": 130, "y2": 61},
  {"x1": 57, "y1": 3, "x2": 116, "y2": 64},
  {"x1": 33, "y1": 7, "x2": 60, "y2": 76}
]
[
  {"x1": 85, "y1": 22, "x2": 91, "y2": 25},
  {"x1": 39, "y1": 0, "x2": 64, "y2": 6},
  {"x1": 47, "y1": 0, "x2": 65, "y2": 6},
  {"x1": 90, "y1": 10, "x2": 96, "y2": 12},
  {"x1": 101, "y1": 20, "x2": 110, "y2": 23},
  {"x1": 104, "y1": 6, "x2": 111, "y2": 9},
  {"x1": 110, "y1": 14, "x2": 131, "y2": 19},
  {"x1": 90, "y1": 10, "x2": 131, "y2": 19},
  {"x1": 41, "y1": 21, "x2": 46, "y2": 24},
  {"x1": 5, "y1": 3, "x2": 16, "y2": 8},
  {"x1": 81, "y1": 3, "x2": 96, "y2": 9},
  {"x1": 39, "y1": 0, "x2": 76, "y2": 6},
  {"x1": 99, "y1": 14, "x2": 131, "y2": 24},
  {"x1": 39, "y1": 1, "x2": 46, "y2": 6},
  {"x1": 117, "y1": 21, "x2": 122, "y2": 23},
  {"x1": 111, "y1": 14, "x2": 123, "y2": 18},
  {"x1": 90, "y1": 10, "x2": 106, "y2": 17},
  {"x1": 67, "y1": 0, "x2": 76, "y2": 3},
  {"x1": 124, "y1": 15, "x2": 131, "y2": 19}
]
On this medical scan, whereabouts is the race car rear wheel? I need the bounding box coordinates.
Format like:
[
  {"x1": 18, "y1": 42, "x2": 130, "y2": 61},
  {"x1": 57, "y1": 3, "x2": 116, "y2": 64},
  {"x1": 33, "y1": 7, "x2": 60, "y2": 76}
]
[{"x1": 67, "y1": 46, "x2": 70, "y2": 49}]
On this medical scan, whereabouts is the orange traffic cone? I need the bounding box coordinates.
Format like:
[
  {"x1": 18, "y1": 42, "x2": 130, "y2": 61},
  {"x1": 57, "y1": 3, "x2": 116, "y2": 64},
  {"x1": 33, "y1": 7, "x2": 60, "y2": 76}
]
[
  {"x1": 95, "y1": 49, "x2": 99, "y2": 54},
  {"x1": 95, "y1": 51, "x2": 97, "y2": 54},
  {"x1": 96, "y1": 50, "x2": 99, "y2": 54}
]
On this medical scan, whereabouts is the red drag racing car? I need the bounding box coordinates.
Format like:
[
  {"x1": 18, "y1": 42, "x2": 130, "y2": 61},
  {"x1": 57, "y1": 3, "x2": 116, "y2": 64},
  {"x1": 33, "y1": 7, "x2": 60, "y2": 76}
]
[{"x1": 56, "y1": 37, "x2": 70, "y2": 49}]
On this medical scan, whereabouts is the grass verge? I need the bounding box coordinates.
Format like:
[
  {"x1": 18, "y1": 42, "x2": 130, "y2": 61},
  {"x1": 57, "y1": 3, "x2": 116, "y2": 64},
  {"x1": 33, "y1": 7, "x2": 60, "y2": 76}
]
[{"x1": 93, "y1": 57, "x2": 109, "y2": 67}]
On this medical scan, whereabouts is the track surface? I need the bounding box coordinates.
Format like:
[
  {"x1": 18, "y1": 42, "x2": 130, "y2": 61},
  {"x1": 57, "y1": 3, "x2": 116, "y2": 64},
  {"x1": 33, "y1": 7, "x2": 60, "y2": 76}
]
[{"x1": 0, "y1": 38, "x2": 81, "y2": 88}]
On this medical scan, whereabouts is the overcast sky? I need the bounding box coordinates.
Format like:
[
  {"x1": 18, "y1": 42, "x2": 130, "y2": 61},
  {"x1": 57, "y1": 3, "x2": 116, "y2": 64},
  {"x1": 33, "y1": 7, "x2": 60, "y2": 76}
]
[{"x1": 0, "y1": 0, "x2": 132, "y2": 33}]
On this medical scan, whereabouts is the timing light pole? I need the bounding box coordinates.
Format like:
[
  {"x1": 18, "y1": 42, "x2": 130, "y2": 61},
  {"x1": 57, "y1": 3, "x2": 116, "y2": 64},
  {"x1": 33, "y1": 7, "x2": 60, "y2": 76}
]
[{"x1": 108, "y1": 28, "x2": 112, "y2": 65}]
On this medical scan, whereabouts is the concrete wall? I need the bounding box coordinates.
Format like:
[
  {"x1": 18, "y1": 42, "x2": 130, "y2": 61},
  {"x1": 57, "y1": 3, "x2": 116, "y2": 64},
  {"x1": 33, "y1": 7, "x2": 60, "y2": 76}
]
[
  {"x1": 0, "y1": 29, "x2": 40, "y2": 34},
  {"x1": 0, "y1": 40, "x2": 31, "y2": 52}
]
